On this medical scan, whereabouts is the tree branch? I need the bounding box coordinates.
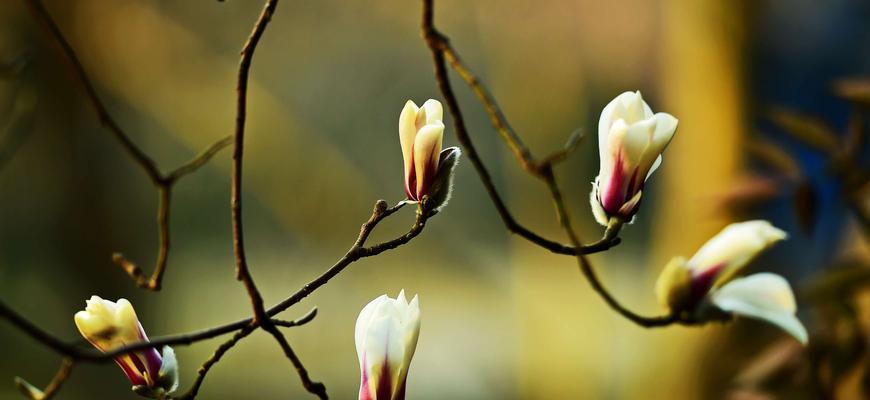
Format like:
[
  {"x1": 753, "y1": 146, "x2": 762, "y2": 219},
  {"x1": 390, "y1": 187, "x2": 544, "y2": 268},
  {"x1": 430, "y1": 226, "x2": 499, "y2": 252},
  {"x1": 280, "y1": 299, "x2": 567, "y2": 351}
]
[
  {"x1": 540, "y1": 166, "x2": 678, "y2": 327},
  {"x1": 419, "y1": 1, "x2": 619, "y2": 256},
  {"x1": 227, "y1": 1, "x2": 327, "y2": 398},
  {"x1": 22, "y1": 0, "x2": 234, "y2": 291},
  {"x1": 14, "y1": 358, "x2": 74, "y2": 400},
  {"x1": 420, "y1": 0, "x2": 673, "y2": 328}
]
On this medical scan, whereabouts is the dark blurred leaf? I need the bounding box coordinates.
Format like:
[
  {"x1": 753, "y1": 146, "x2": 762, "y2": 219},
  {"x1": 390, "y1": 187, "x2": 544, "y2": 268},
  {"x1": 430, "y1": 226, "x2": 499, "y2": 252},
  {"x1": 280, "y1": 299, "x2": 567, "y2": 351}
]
[
  {"x1": 834, "y1": 78, "x2": 870, "y2": 108},
  {"x1": 804, "y1": 259, "x2": 870, "y2": 303},
  {"x1": 733, "y1": 340, "x2": 805, "y2": 390},
  {"x1": 793, "y1": 180, "x2": 817, "y2": 236},
  {"x1": 746, "y1": 138, "x2": 802, "y2": 180},
  {"x1": 844, "y1": 106, "x2": 866, "y2": 160},
  {"x1": 718, "y1": 175, "x2": 784, "y2": 216},
  {"x1": 767, "y1": 107, "x2": 840, "y2": 154}
]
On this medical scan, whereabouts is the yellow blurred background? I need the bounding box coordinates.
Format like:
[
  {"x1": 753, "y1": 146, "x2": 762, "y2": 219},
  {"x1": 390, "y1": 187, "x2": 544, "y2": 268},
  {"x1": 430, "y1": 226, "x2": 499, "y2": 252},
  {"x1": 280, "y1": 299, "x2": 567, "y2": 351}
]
[{"x1": 0, "y1": 0, "x2": 867, "y2": 399}]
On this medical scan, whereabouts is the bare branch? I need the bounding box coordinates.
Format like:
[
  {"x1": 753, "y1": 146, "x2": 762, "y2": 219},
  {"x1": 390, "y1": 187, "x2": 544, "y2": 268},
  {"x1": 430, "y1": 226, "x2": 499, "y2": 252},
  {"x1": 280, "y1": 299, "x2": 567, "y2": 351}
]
[
  {"x1": 14, "y1": 358, "x2": 74, "y2": 400},
  {"x1": 540, "y1": 166, "x2": 678, "y2": 327},
  {"x1": 420, "y1": 2, "x2": 618, "y2": 257},
  {"x1": 420, "y1": 0, "x2": 673, "y2": 328},
  {"x1": 22, "y1": 0, "x2": 234, "y2": 291}
]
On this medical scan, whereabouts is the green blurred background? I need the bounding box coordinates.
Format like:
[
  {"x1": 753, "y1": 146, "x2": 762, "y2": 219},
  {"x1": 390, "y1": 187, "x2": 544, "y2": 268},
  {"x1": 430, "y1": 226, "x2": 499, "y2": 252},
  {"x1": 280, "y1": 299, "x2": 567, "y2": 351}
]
[{"x1": 0, "y1": 0, "x2": 868, "y2": 399}]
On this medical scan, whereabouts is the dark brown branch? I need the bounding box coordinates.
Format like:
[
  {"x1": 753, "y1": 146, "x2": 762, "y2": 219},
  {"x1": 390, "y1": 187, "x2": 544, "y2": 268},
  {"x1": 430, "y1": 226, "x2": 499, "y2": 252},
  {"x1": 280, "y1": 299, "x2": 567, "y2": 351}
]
[
  {"x1": 14, "y1": 358, "x2": 74, "y2": 400},
  {"x1": 22, "y1": 0, "x2": 234, "y2": 292},
  {"x1": 231, "y1": 0, "x2": 273, "y2": 323},
  {"x1": 229, "y1": 2, "x2": 326, "y2": 398},
  {"x1": 0, "y1": 200, "x2": 424, "y2": 362},
  {"x1": 175, "y1": 200, "x2": 422, "y2": 399},
  {"x1": 421, "y1": 0, "x2": 672, "y2": 327},
  {"x1": 540, "y1": 166, "x2": 678, "y2": 327},
  {"x1": 175, "y1": 326, "x2": 255, "y2": 400},
  {"x1": 166, "y1": 135, "x2": 235, "y2": 183},
  {"x1": 272, "y1": 307, "x2": 318, "y2": 328},
  {"x1": 420, "y1": 2, "x2": 618, "y2": 257},
  {"x1": 22, "y1": 0, "x2": 161, "y2": 183}
]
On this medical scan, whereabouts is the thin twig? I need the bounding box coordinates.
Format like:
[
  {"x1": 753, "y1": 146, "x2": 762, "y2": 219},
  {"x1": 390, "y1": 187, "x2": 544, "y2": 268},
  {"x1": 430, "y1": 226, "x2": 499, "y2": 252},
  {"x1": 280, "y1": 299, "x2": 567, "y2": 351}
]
[
  {"x1": 272, "y1": 307, "x2": 318, "y2": 328},
  {"x1": 420, "y1": 3, "x2": 618, "y2": 256},
  {"x1": 22, "y1": 0, "x2": 161, "y2": 183},
  {"x1": 22, "y1": 0, "x2": 234, "y2": 291},
  {"x1": 421, "y1": 0, "x2": 672, "y2": 327},
  {"x1": 14, "y1": 358, "x2": 74, "y2": 400},
  {"x1": 228, "y1": 1, "x2": 326, "y2": 398},
  {"x1": 540, "y1": 166, "x2": 677, "y2": 327},
  {"x1": 176, "y1": 200, "x2": 425, "y2": 399},
  {"x1": 0, "y1": 200, "x2": 425, "y2": 363},
  {"x1": 175, "y1": 326, "x2": 255, "y2": 400}
]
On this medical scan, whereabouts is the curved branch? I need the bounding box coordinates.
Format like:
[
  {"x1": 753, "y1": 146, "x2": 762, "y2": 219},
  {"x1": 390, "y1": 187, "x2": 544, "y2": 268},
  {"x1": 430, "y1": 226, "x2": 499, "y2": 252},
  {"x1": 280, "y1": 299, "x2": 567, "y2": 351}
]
[
  {"x1": 540, "y1": 166, "x2": 677, "y2": 328},
  {"x1": 419, "y1": 1, "x2": 619, "y2": 256},
  {"x1": 420, "y1": 0, "x2": 674, "y2": 328}
]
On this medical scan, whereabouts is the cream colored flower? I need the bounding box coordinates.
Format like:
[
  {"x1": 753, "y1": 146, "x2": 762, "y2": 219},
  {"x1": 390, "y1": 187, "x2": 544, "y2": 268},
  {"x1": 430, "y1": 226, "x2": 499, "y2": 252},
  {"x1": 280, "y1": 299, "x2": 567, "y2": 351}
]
[
  {"x1": 74, "y1": 296, "x2": 177, "y2": 396},
  {"x1": 591, "y1": 91, "x2": 677, "y2": 225},
  {"x1": 654, "y1": 221, "x2": 807, "y2": 344},
  {"x1": 399, "y1": 99, "x2": 445, "y2": 202},
  {"x1": 355, "y1": 290, "x2": 421, "y2": 400}
]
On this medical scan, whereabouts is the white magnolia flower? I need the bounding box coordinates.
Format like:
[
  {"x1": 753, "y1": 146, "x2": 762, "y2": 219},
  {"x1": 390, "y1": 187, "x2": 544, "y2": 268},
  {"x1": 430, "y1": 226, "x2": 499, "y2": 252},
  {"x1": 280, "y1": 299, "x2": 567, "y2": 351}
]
[
  {"x1": 654, "y1": 221, "x2": 807, "y2": 344},
  {"x1": 355, "y1": 290, "x2": 421, "y2": 400},
  {"x1": 711, "y1": 273, "x2": 807, "y2": 344},
  {"x1": 74, "y1": 296, "x2": 178, "y2": 397},
  {"x1": 591, "y1": 91, "x2": 678, "y2": 225},
  {"x1": 399, "y1": 99, "x2": 445, "y2": 202}
]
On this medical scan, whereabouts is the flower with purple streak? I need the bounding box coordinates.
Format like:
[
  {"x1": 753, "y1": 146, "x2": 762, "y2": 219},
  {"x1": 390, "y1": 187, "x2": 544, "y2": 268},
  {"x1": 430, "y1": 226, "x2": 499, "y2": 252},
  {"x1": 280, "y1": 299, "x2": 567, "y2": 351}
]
[
  {"x1": 655, "y1": 220, "x2": 808, "y2": 344},
  {"x1": 355, "y1": 290, "x2": 421, "y2": 400},
  {"x1": 590, "y1": 91, "x2": 678, "y2": 225},
  {"x1": 74, "y1": 296, "x2": 178, "y2": 397},
  {"x1": 399, "y1": 99, "x2": 445, "y2": 202}
]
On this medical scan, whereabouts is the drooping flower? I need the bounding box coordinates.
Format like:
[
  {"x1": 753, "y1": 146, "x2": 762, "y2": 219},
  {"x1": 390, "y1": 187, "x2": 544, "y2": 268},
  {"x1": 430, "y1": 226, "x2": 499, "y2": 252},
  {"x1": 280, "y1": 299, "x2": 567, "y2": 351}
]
[
  {"x1": 655, "y1": 220, "x2": 807, "y2": 344},
  {"x1": 74, "y1": 296, "x2": 178, "y2": 397},
  {"x1": 355, "y1": 290, "x2": 421, "y2": 400},
  {"x1": 399, "y1": 99, "x2": 445, "y2": 202},
  {"x1": 591, "y1": 91, "x2": 678, "y2": 225}
]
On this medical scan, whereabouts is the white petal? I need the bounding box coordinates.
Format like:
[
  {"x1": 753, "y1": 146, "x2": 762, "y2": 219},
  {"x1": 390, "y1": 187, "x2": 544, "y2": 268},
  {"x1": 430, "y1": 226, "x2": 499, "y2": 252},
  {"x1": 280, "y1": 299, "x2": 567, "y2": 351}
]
[
  {"x1": 620, "y1": 117, "x2": 657, "y2": 170},
  {"x1": 712, "y1": 273, "x2": 808, "y2": 345},
  {"x1": 157, "y1": 346, "x2": 179, "y2": 393},
  {"x1": 598, "y1": 118, "x2": 630, "y2": 182},
  {"x1": 355, "y1": 294, "x2": 388, "y2": 364},
  {"x1": 598, "y1": 92, "x2": 637, "y2": 158},
  {"x1": 622, "y1": 91, "x2": 646, "y2": 123},
  {"x1": 74, "y1": 296, "x2": 142, "y2": 350},
  {"x1": 652, "y1": 112, "x2": 678, "y2": 147},
  {"x1": 413, "y1": 122, "x2": 444, "y2": 196},
  {"x1": 355, "y1": 291, "x2": 422, "y2": 398},
  {"x1": 589, "y1": 180, "x2": 609, "y2": 226},
  {"x1": 420, "y1": 99, "x2": 443, "y2": 125},
  {"x1": 399, "y1": 100, "x2": 420, "y2": 179},
  {"x1": 688, "y1": 220, "x2": 788, "y2": 284}
]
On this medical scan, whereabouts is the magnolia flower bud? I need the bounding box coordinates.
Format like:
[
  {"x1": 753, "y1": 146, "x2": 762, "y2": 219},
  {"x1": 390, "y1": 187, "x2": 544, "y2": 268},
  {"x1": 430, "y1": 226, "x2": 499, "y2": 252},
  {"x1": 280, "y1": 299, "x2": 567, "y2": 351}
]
[
  {"x1": 399, "y1": 99, "x2": 445, "y2": 202},
  {"x1": 355, "y1": 290, "x2": 421, "y2": 400},
  {"x1": 74, "y1": 296, "x2": 178, "y2": 397},
  {"x1": 590, "y1": 91, "x2": 678, "y2": 225},
  {"x1": 654, "y1": 221, "x2": 807, "y2": 344}
]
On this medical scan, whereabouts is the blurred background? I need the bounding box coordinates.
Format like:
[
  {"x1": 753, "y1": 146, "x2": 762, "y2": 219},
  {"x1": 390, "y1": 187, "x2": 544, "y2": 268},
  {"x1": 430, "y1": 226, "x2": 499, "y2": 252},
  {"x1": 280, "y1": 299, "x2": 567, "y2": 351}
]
[{"x1": 0, "y1": 0, "x2": 868, "y2": 398}]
